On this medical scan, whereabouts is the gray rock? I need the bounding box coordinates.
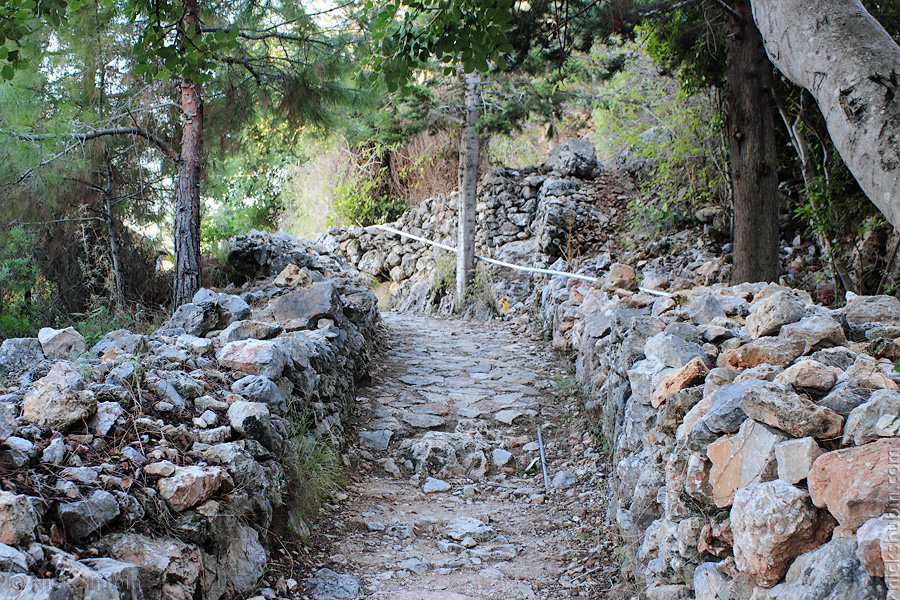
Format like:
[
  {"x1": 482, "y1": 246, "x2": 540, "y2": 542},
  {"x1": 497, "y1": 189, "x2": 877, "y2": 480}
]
[
  {"x1": 162, "y1": 371, "x2": 204, "y2": 399},
  {"x1": 0, "y1": 542, "x2": 28, "y2": 572},
  {"x1": 308, "y1": 568, "x2": 360, "y2": 600},
  {"x1": 192, "y1": 288, "x2": 251, "y2": 324},
  {"x1": 686, "y1": 380, "x2": 768, "y2": 450},
  {"x1": 781, "y1": 315, "x2": 847, "y2": 353},
  {"x1": 227, "y1": 401, "x2": 282, "y2": 452},
  {"x1": 49, "y1": 549, "x2": 121, "y2": 600},
  {"x1": 22, "y1": 362, "x2": 97, "y2": 430},
  {"x1": 0, "y1": 404, "x2": 16, "y2": 445},
  {"x1": 81, "y1": 558, "x2": 143, "y2": 600},
  {"x1": 0, "y1": 337, "x2": 44, "y2": 374},
  {"x1": 92, "y1": 329, "x2": 145, "y2": 356},
  {"x1": 397, "y1": 557, "x2": 429, "y2": 575},
  {"x1": 774, "y1": 535, "x2": 888, "y2": 600},
  {"x1": 88, "y1": 401, "x2": 125, "y2": 436},
  {"x1": 359, "y1": 430, "x2": 392, "y2": 451},
  {"x1": 163, "y1": 301, "x2": 223, "y2": 336},
  {"x1": 271, "y1": 282, "x2": 342, "y2": 330},
  {"x1": 745, "y1": 291, "x2": 807, "y2": 339},
  {"x1": 551, "y1": 470, "x2": 577, "y2": 489},
  {"x1": 491, "y1": 448, "x2": 513, "y2": 467},
  {"x1": 146, "y1": 376, "x2": 186, "y2": 409},
  {"x1": 445, "y1": 516, "x2": 498, "y2": 542},
  {"x1": 843, "y1": 389, "x2": 900, "y2": 446},
  {"x1": 97, "y1": 533, "x2": 208, "y2": 600},
  {"x1": 58, "y1": 489, "x2": 120, "y2": 540},
  {"x1": 38, "y1": 327, "x2": 86, "y2": 359},
  {"x1": 217, "y1": 522, "x2": 266, "y2": 595},
  {"x1": 219, "y1": 320, "x2": 284, "y2": 343},
  {"x1": 644, "y1": 333, "x2": 708, "y2": 369},
  {"x1": 423, "y1": 477, "x2": 451, "y2": 493},
  {"x1": 41, "y1": 436, "x2": 66, "y2": 465},
  {"x1": 811, "y1": 346, "x2": 858, "y2": 370},
  {"x1": 845, "y1": 294, "x2": 900, "y2": 326},
  {"x1": 688, "y1": 294, "x2": 726, "y2": 326},
  {"x1": 231, "y1": 375, "x2": 287, "y2": 413},
  {"x1": 0, "y1": 573, "x2": 71, "y2": 600},
  {"x1": 544, "y1": 138, "x2": 598, "y2": 178},
  {"x1": 2, "y1": 436, "x2": 34, "y2": 468},
  {"x1": 741, "y1": 381, "x2": 843, "y2": 439}
]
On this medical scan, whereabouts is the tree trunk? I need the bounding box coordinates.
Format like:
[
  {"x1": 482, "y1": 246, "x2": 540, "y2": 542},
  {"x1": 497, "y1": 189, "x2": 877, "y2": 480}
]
[
  {"x1": 103, "y1": 158, "x2": 126, "y2": 310},
  {"x1": 173, "y1": 0, "x2": 204, "y2": 307},
  {"x1": 724, "y1": 0, "x2": 780, "y2": 283},
  {"x1": 750, "y1": 0, "x2": 900, "y2": 231},
  {"x1": 456, "y1": 70, "x2": 480, "y2": 309}
]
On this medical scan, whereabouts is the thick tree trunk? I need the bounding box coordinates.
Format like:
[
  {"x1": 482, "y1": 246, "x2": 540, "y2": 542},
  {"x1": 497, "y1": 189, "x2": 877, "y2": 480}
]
[
  {"x1": 173, "y1": 0, "x2": 203, "y2": 307},
  {"x1": 456, "y1": 70, "x2": 480, "y2": 309},
  {"x1": 751, "y1": 0, "x2": 900, "y2": 231},
  {"x1": 724, "y1": 0, "x2": 780, "y2": 283}
]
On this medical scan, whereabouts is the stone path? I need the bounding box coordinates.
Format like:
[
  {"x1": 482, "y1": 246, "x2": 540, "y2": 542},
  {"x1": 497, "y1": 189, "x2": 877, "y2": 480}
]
[{"x1": 307, "y1": 313, "x2": 622, "y2": 599}]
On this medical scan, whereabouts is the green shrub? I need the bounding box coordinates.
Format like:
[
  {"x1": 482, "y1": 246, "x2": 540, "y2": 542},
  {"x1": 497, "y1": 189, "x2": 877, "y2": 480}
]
[
  {"x1": 0, "y1": 226, "x2": 54, "y2": 339},
  {"x1": 327, "y1": 172, "x2": 407, "y2": 227}
]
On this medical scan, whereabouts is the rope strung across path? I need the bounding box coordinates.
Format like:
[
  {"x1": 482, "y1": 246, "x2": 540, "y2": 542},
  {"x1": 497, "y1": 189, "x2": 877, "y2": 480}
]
[{"x1": 371, "y1": 223, "x2": 673, "y2": 297}]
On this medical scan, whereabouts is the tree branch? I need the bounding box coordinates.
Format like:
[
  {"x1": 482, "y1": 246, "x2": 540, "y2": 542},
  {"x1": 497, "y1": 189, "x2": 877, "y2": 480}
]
[{"x1": 11, "y1": 127, "x2": 178, "y2": 163}]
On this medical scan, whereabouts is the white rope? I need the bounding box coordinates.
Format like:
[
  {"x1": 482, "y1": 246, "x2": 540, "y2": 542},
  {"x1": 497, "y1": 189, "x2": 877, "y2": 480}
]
[{"x1": 371, "y1": 224, "x2": 673, "y2": 297}]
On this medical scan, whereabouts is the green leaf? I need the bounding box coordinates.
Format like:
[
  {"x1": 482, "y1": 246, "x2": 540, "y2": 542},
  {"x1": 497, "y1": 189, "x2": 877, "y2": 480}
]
[{"x1": 1, "y1": 65, "x2": 13, "y2": 80}]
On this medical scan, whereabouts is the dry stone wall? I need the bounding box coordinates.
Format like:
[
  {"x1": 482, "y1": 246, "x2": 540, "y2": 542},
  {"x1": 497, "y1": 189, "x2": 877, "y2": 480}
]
[
  {"x1": 0, "y1": 231, "x2": 379, "y2": 600},
  {"x1": 319, "y1": 140, "x2": 608, "y2": 315},
  {"x1": 539, "y1": 270, "x2": 900, "y2": 600}
]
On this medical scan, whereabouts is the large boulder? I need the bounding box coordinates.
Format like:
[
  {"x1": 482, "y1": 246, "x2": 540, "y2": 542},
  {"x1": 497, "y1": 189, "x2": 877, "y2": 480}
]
[
  {"x1": 38, "y1": 326, "x2": 86, "y2": 359},
  {"x1": 162, "y1": 301, "x2": 224, "y2": 337},
  {"x1": 226, "y1": 401, "x2": 282, "y2": 452},
  {"x1": 23, "y1": 362, "x2": 97, "y2": 430},
  {"x1": 808, "y1": 438, "x2": 900, "y2": 530},
  {"x1": 731, "y1": 480, "x2": 833, "y2": 587},
  {"x1": 192, "y1": 288, "x2": 250, "y2": 324},
  {"x1": 843, "y1": 389, "x2": 900, "y2": 446},
  {"x1": 231, "y1": 375, "x2": 287, "y2": 413}
]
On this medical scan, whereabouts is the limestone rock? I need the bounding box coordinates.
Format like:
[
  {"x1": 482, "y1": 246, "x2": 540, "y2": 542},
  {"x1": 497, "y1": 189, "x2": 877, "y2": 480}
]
[
  {"x1": 720, "y1": 337, "x2": 805, "y2": 368},
  {"x1": 23, "y1": 362, "x2": 97, "y2": 430},
  {"x1": 445, "y1": 516, "x2": 498, "y2": 542},
  {"x1": 226, "y1": 401, "x2": 282, "y2": 451},
  {"x1": 779, "y1": 315, "x2": 847, "y2": 353},
  {"x1": 845, "y1": 294, "x2": 900, "y2": 326},
  {"x1": 856, "y1": 514, "x2": 900, "y2": 578},
  {"x1": 219, "y1": 320, "x2": 283, "y2": 344},
  {"x1": 192, "y1": 288, "x2": 251, "y2": 324},
  {"x1": 775, "y1": 437, "x2": 823, "y2": 484},
  {"x1": 216, "y1": 339, "x2": 288, "y2": 380},
  {"x1": 158, "y1": 466, "x2": 225, "y2": 512},
  {"x1": 164, "y1": 301, "x2": 223, "y2": 336},
  {"x1": 745, "y1": 291, "x2": 806, "y2": 339},
  {"x1": 37, "y1": 326, "x2": 86, "y2": 359},
  {"x1": 217, "y1": 522, "x2": 266, "y2": 595},
  {"x1": 0, "y1": 491, "x2": 38, "y2": 545},
  {"x1": 97, "y1": 533, "x2": 208, "y2": 600},
  {"x1": 876, "y1": 411, "x2": 900, "y2": 437},
  {"x1": 843, "y1": 389, "x2": 900, "y2": 446},
  {"x1": 808, "y1": 438, "x2": 900, "y2": 530},
  {"x1": 273, "y1": 263, "x2": 313, "y2": 287},
  {"x1": 732, "y1": 480, "x2": 833, "y2": 588},
  {"x1": 773, "y1": 359, "x2": 837, "y2": 396},
  {"x1": 271, "y1": 281, "x2": 341, "y2": 330},
  {"x1": 544, "y1": 138, "x2": 598, "y2": 178},
  {"x1": 308, "y1": 568, "x2": 360, "y2": 600},
  {"x1": 359, "y1": 430, "x2": 392, "y2": 451},
  {"x1": 58, "y1": 489, "x2": 120, "y2": 540},
  {"x1": 740, "y1": 382, "x2": 843, "y2": 439},
  {"x1": 231, "y1": 375, "x2": 287, "y2": 412},
  {"x1": 652, "y1": 358, "x2": 709, "y2": 408},
  {"x1": 603, "y1": 263, "x2": 638, "y2": 292},
  {"x1": 0, "y1": 337, "x2": 44, "y2": 373},
  {"x1": 707, "y1": 419, "x2": 785, "y2": 508},
  {"x1": 644, "y1": 333, "x2": 708, "y2": 369},
  {"x1": 775, "y1": 535, "x2": 888, "y2": 599}
]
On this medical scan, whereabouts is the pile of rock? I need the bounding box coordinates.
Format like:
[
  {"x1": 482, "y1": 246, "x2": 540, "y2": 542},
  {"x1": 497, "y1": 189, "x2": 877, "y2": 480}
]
[
  {"x1": 0, "y1": 231, "x2": 378, "y2": 600},
  {"x1": 540, "y1": 270, "x2": 900, "y2": 599}
]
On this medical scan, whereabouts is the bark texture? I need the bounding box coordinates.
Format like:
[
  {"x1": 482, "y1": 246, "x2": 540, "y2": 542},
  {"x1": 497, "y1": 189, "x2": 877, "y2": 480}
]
[
  {"x1": 751, "y1": 0, "x2": 900, "y2": 229},
  {"x1": 173, "y1": 0, "x2": 204, "y2": 307},
  {"x1": 725, "y1": 0, "x2": 780, "y2": 283},
  {"x1": 456, "y1": 71, "x2": 480, "y2": 309}
]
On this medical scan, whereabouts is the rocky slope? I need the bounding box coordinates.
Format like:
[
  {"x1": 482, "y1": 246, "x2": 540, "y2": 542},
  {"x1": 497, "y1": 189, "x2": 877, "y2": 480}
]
[{"x1": 0, "y1": 231, "x2": 379, "y2": 600}]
